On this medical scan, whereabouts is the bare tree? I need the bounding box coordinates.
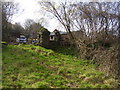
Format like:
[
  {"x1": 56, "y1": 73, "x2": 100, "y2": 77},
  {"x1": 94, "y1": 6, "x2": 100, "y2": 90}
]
[
  {"x1": 40, "y1": 1, "x2": 75, "y2": 42},
  {"x1": 24, "y1": 19, "x2": 43, "y2": 35},
  {"x1": 2, "y1": 2, "x2": 18, "y2": 22},
  {"x1": 2, "y1": 1, "x2": 19, "y2": 42},
  {"x1": 40, "y1": 1, "x2": 120, "y2": 79}
]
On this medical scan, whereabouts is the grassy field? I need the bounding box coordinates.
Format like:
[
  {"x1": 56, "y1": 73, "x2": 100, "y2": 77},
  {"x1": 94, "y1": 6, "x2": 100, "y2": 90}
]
[{"x1": 2, "y1": 44, "x2": 118, "y2": 88}]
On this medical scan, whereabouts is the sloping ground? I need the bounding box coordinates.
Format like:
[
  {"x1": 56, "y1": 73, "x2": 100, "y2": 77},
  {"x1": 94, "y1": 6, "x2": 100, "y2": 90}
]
[{"x1": 2, "y1": 44, "x2": 118, "y2": 88}]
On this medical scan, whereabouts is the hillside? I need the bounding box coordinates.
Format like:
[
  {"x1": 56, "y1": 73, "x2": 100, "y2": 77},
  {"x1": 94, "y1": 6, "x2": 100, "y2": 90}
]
[{"x1": 2, "y1": 44, "x2": 118, "y2": 88}]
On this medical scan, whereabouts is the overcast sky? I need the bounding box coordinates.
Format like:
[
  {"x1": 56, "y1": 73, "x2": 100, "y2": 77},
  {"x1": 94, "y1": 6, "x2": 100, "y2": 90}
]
[
  {"x1": 11, "y1": 0, "x2": 66, "y2": 32},
  {"x1": 11, "y1": 0, "x2": 119, "y2": 32}
]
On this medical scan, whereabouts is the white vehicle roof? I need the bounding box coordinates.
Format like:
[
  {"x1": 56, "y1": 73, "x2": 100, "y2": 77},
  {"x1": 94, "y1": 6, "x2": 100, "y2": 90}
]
[{"x1": 20, "y1": 35, "x2": 26, "y2": 37}]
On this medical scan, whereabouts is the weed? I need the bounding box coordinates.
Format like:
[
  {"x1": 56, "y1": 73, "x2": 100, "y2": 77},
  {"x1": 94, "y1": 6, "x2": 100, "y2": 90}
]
[{"x1": 2, "y1": 45, "x2": 117, "y2": 88}]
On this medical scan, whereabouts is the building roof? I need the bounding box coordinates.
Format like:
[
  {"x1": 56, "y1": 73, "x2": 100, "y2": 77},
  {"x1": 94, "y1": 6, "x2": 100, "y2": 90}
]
[{"x1": 50, "y1": 31, "x2": 67, "y2": 36}]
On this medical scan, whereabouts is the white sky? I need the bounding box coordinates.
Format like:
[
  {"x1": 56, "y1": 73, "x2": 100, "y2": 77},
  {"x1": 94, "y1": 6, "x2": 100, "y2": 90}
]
[
  {"x1": 11, "y1": 0, "x2": 65, "y2": 32},
  {"x1": 11, "y1": 0, "x2": 119, "y2": 32}
]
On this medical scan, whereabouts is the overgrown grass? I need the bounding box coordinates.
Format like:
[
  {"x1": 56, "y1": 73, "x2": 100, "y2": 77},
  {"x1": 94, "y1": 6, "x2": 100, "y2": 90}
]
[{"x1": 2, "y1": 44, "x2": 118, "y2": 88}]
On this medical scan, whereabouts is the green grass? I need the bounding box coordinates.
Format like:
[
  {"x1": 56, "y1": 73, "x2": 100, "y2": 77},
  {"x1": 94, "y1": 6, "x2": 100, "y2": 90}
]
[{"x1": 2, "y1": 44, "x2": 118, "y2": 88}]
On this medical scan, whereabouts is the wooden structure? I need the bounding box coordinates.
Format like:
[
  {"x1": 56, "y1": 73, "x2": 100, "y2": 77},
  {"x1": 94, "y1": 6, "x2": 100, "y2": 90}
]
[
  {"x1": 50, "y1": 30, "x2": 71, "y2": 46},
  {"x1": 37, "y1": 29, "x2": 50, "y2": 48}
]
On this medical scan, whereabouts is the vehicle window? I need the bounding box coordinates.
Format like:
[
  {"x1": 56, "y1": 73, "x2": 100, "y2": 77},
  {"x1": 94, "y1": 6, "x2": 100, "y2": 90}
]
[{"x1": 20, "y1": 37, "x2": 25, "y2": 39}]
